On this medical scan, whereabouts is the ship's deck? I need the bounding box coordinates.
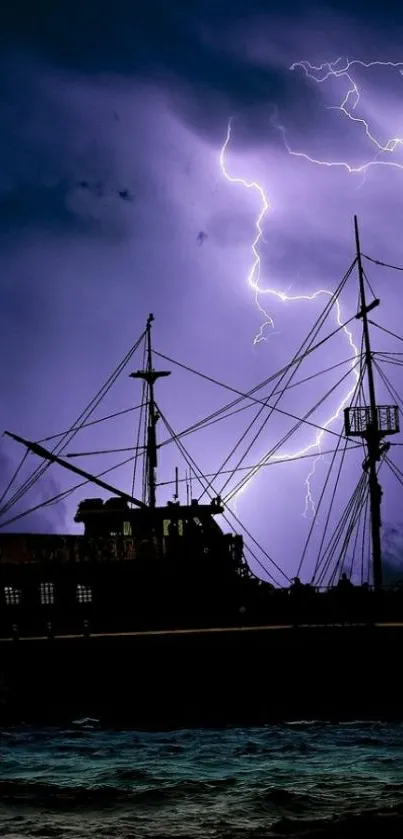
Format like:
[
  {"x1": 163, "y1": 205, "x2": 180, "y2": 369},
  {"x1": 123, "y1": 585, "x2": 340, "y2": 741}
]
[{"x1": 2, "y1": 619, "x2": 403, "y2": 643}]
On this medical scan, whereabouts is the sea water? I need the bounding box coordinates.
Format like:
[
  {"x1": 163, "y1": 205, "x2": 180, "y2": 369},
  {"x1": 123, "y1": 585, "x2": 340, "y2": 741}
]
[{"x1": 1, "y1": 722, "x2": 403, "y2": 838}]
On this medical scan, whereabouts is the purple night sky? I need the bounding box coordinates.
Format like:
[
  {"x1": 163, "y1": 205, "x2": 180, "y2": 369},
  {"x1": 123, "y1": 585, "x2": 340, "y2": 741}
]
[{"x1": 1, "y1": 0, "x2": 403, "y2": 583}]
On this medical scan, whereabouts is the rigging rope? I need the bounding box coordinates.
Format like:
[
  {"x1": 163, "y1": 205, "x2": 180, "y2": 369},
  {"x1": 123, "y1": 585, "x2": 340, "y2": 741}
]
[
  {"x1": 0, "y1": 453, "x2": 137, "y2": 530},
  {"x1": 199, "y1": 267, "x2": 355, "y2": 500},
  {"x1": 37, "y1": 403, "x2": 147, "y2": 444},
  {"x1": 385, "y1": 455, "x2": 403, "y2": 488},
  {"x1": 224, "y1": 358, "x2": 362, "y2": 506},
  {"x1": 65, "y1": 446, "x2": 146, "y2": 457},
  {"x1": 155, "y1": 445, "x2": 362, "y2": 486},
  {"x1": 0, "y1": 449, "x2": 29, "y2": 511},
  {"x1": 372, "y1": 358, "x2": 403, "y2": 415},
  {"x1": 329, "y1": 475, "x2": 369, "y2": 585},
  {"x1": 363, "y1": 253, "x2": 403, "y2": 272},
  {"x1": 299, "y1": 351, "x2": 366, "y2": 581},
  {"x1": 368, "y1": 320, "x2": 403, "y2": 345},
  {"x1": 211, "y1": 275, "x2": 356, "y2": 498},
  {"x1": 0, "y1": 330, "x2": 146, "y2": 519},
  {"x1": 153, "y1": 355, "x2": 358, "y2": 457},
  {"x1": 360, "y1": 492, "x2": 370, "y2": 585},
  {"x1": 316, "y1": 448, "x2": 387, "y2": 588},
  {"x1": 313, "y1": 431, "x2": 367, "y2": 580},
  {"x1": 179, "y1": 264, "x2": 356, "y2": 503},
  {"x1": 349, "y1": 486, "x2": 364, "y2": 581},
  {"x1": 154, "y1": 352, "x2": 355, "y2": 445},
  {"x1": 156, "y1": 403, "x2": 290, "y2": 585},
  {"x1": 374, "y1": 355, "x2": 403, "y2": 368},
  {"x1": 315, "y1": 472, "x2": 368, "y2": 587}
]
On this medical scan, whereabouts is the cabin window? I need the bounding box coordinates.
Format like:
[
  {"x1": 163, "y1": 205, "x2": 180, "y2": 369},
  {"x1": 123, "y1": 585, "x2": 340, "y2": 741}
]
[
  {"x1": 76, "y1": 584, "x2": 93, "y2": 603},
  {"x1": 163, "y1": 519, "x2": 184, "y2": 537},
  {"x1": 4, "y1": 586, "x2": 21, "y2": 606},
  {"x1": 123, "y1": 521, "x2": 132, "y2": 536},
  {"x1": 40, "y1": 582, "x2": 55, "y2": 605}
]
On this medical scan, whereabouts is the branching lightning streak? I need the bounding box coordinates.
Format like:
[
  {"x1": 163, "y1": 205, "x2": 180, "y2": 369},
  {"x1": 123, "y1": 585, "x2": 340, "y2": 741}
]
[
  {"x1": 284, "y1": 59, "x2": 403, "y2": 172},
  {"x1": 219, "y1": 120, "x2": 360, "y2": 516},
  {"x1": 219, "y1": 119, "x2": 273, "y2": 342}
]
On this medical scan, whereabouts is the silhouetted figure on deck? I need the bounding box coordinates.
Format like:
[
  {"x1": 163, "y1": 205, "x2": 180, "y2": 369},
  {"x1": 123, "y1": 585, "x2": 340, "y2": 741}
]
[
  {"x1": 336, "y1": 573, "x2": 354, "y2": 623},
  {"x1": 337, "y1": 573, "x2": 354, "y2": 593},
  {"x1": 291, "y1": 577, "x2": 302, "y2": 590},
  {"x1": 290, "y1": 577, "x2": 304, "y2": 626}
]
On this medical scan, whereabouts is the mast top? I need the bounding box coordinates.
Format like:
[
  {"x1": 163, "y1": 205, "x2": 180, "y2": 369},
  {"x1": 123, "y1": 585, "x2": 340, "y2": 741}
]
[
  {"x1": 129, "y1": 313, "x2": 170, "y2": 508},
  {"x1": 129, "y1": 314, "x2": 171, "y2": 385}
]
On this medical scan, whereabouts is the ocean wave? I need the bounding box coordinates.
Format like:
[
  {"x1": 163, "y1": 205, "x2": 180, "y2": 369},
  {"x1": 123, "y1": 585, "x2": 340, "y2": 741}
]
[
  {"x1": 1, "y1": 724, "x2": 403, "y2": 838},
  {"x1": 1, "y1": 795, "x2": 403, "y2": 839},
  {"x1": 270, "y1": 804, "x2": 403, "y2": 838},
  {"x1": 0, "y1": 776, "x2": 239, "y2": 808},
  {"x1": 256, "y1": 787, "x2": 319, "y2": 813},
  {"x1": 234, "y1": 741, "x2": 317, "y2": 757},
  {"x1": 284, "y1": 721, "x2": 329, "y2": 728},
  {"x1": 112, "y1": 767, "x2": 156, "y2": 782},
  {"x1": 355, "y1": 736, "x2": 385, "y2": 746}
]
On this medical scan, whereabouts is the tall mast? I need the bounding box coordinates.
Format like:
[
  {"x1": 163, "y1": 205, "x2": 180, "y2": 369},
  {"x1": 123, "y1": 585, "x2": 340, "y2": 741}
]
[
  {"x1": 345, "y1": 218, "x2": 399, "y2": 588},
  {"x1": 130, "y1": 314, "x2": 170, "y2": 508},
  {"x1": 354, "y1": 216, "x2": 383, "y2": 589}
]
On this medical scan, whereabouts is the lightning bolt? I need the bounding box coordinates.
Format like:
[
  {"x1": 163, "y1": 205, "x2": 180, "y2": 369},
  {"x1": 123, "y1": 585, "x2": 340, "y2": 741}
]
[
  {"x1": 219, "y1": 119, "x2": 273, "y2": 342},
  {"x1": 219, "y1": 119, "x2": 360, "y2": 516},
  {"x1": 282, "y1": 59, "x2": 403, "y2": 173}
]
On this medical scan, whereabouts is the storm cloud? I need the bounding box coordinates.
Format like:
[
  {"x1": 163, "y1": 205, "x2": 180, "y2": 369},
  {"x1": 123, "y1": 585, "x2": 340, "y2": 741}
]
[{"x1": 2, "y1": 0, "x2": 403, "y2": 581}]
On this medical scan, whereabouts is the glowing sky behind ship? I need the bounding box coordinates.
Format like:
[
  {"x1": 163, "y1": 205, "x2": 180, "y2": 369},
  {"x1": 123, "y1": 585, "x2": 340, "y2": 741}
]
[{"x1": 2, "y1": 0, "x2": 403, "y2": 581}]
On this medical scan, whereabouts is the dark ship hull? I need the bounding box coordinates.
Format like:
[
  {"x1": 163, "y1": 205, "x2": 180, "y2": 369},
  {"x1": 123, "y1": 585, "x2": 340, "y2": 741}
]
[
  {"x1": 1, "y1": 622, "x2": 403, "y2": 727},
  {"x1": 1, "y1": 532, "x2": 403, "y2": 726}
]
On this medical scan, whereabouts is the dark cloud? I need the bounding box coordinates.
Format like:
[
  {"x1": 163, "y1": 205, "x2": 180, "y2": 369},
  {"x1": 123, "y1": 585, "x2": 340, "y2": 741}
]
[
  {"x1": 118, "y1": 188, "x2": 134, "y2": 202},
  {"x1": 0, "y1": 3, "x2": 341, "y2": 139},
  {"x1": 0, "y1": 179, "x2": 137, "y2": 237},
  {"x1": 0, "y1": 53, "x2": 141, "y2": 238},
  {"x1": 0, "y1": 2, "x2": 311, "y2": 239},
  {"x1": 0, "y1": 181, "x2": 92, "y2": 235},
  {"x1": 2, "y1": 0, "x2": 393, "y2": 240},
  {"x1": 0, "y1": 2, "x2": 286, "y2": 74},
  {"x1": 1, "y1": 1, "x2": 398, "y2": 75}
]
